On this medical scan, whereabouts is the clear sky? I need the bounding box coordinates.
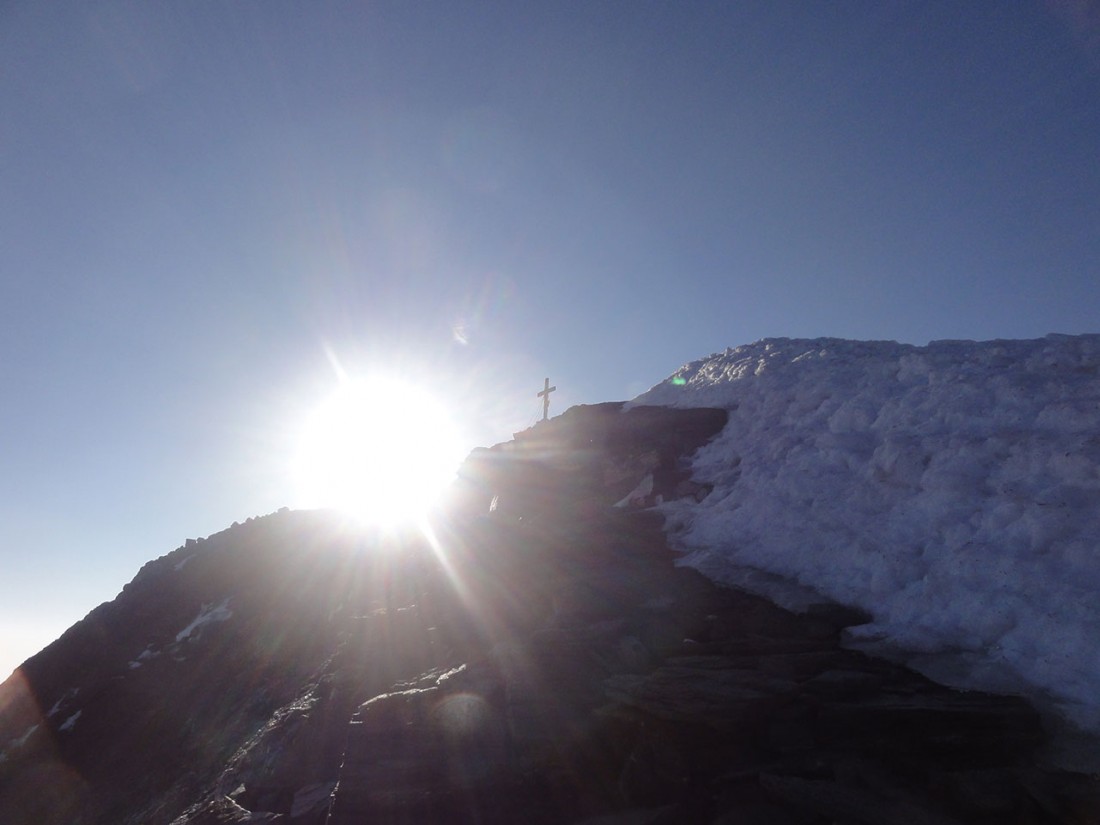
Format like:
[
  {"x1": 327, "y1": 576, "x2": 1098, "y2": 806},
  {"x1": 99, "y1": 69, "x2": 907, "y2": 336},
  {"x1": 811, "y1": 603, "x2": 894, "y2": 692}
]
[{"x1": 2, "y1": 1, "x2": 1099, "y2": 678}]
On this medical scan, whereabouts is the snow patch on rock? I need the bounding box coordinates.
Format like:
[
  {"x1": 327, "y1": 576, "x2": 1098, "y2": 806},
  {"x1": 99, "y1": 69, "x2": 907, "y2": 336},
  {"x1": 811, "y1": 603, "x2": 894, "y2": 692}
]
[
  {"x1": 59, "y1": 710, "x2": 82, "y2": 732},
  {"x1": 128, "y1": 644, "x2": 161, "y2": 669},
  {"x1": 47, "y1": 687, "x2": 79, "y2": 718},
  {"x1": 176, "y1": 598, "x2": 233, "y2": 643}
]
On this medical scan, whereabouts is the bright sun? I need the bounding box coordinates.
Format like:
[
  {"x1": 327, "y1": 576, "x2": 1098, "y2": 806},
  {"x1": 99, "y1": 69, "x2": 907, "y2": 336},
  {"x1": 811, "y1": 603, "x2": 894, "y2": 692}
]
[{"x1": 292, "y1": 375, "x2": 467, "y2": 527}]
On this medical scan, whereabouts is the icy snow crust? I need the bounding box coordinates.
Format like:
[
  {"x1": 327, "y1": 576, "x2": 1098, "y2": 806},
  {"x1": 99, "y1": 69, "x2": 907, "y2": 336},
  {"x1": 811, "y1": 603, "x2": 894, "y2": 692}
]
[{"x1": 631, "y1": 335, "x2": 1100, "y2": 732}]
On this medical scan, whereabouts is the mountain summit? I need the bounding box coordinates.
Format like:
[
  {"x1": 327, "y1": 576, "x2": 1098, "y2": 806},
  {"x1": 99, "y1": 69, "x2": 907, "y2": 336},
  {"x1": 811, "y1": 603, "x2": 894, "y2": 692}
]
[{"x1": 3, "y1": 337, "x2": 1100, "y2": 823}]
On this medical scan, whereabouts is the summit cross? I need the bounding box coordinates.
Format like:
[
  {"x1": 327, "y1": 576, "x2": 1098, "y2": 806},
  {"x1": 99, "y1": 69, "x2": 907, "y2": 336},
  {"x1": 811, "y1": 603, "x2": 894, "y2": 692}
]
[{"x1": 537, "y1": 377, "x2": 557, "y2": 422}]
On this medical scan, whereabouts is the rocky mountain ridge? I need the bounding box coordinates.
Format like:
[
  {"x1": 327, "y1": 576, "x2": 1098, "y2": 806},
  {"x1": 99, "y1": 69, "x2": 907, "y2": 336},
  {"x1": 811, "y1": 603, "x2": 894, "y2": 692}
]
[{"x1": 1, "y1": 402, "x2": 1097, "y2": 824}]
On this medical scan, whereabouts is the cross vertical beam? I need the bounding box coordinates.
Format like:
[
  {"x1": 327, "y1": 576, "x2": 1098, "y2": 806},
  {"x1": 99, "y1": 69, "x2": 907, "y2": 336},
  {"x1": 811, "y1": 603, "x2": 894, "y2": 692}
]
[{"x1": 537, "y1": 377, "x2": 557, "y2": 422}]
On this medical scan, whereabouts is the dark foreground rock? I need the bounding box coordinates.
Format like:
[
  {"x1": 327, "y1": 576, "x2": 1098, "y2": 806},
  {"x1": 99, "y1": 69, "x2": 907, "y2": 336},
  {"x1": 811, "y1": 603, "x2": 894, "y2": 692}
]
[{"x1": 1, "y1": 403, "x2": 1097, "y2": 824}]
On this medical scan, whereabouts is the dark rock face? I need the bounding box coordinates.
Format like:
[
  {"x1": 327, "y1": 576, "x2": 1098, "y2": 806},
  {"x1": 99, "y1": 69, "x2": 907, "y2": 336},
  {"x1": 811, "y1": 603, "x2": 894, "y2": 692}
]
[
  {"x1": 1, "y1": 403, "x2": 1098, "y2": 824},
  {"x1": 447, "y1": 403, "x2": 730, "y2": 517}
]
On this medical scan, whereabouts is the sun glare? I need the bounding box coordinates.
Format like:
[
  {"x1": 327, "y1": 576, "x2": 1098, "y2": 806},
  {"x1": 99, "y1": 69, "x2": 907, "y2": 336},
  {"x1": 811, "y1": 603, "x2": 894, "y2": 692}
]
[{"x1": 292, "y1": 375, "x2": 467, "y2": 527}]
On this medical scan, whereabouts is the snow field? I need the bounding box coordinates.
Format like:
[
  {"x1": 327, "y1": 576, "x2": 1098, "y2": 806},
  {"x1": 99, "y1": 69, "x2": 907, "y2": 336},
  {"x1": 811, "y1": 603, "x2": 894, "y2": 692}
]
[{"x1": 632, "y1": 335, "x2": 1100, "y2": 731}]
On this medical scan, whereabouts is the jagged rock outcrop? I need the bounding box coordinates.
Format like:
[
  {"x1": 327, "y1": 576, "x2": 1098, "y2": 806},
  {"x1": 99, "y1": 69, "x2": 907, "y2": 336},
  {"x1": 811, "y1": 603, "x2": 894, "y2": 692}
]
[{"x1": 1, "y1": 403, "x2": 1098, "y2": 824}]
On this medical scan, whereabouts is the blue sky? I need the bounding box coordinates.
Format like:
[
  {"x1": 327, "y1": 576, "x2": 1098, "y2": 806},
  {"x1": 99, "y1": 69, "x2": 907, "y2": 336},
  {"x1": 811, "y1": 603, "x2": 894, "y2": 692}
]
[{"x1": 2, "y1": 1, "x2": 1099, "y2": 677}]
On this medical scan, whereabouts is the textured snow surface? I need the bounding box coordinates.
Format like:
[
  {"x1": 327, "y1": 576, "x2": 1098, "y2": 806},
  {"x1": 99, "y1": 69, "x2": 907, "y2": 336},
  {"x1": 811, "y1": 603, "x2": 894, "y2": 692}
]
[{"x1": 631, "y1": 335, "x2": 1100, "y2": 731}]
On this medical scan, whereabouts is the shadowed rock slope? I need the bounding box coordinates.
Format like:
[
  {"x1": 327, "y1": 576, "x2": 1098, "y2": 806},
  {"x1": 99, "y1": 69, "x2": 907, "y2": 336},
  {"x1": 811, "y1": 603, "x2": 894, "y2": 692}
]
[{"x1": 1, "y1": 403, "x2": 1097, "y2": 824}]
